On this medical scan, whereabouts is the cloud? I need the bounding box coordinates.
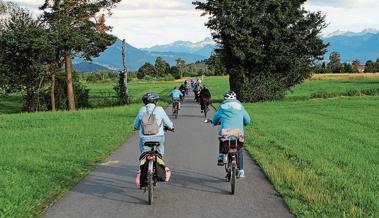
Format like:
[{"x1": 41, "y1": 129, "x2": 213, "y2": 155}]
[
  {"x1": 308, "y1": 0, "x2": 379, "y2": 8},
  {"x1": 305, "y1": 0, "x2": 379, "y2": 34},
  {"x1": 13, "y1": 0, "x2": 379, "y2": 47}
]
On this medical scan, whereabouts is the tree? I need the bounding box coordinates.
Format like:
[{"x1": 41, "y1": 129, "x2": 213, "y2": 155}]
[
  {"x1": 40, "y1": 0, "x2": 121, "y2": 110},
  {"x1": 137, "y1": 63, "x2": 155, "y2": 79},
  {"x1": 343, "y1": 63, "x2": 353, "y2": 73},
  {"x1": 155, "y1": 57, "x2": 170, "y2": 77},
  {"x1": 170, "y1": 66, "x2": 181, "y2": 79},
  {"x1": 328, "y1": 52, "x2": 342, "y2": 73},
  {"x1": 194, "y1": 0, "x2": 327, "y2": 102},
  {"x1": 365, "y1": 60, "x2": 376, "y2": 73},
  {"x1": 0, "y1": 5, "x2": 55, "y2": 111},
  {"x1": 176, "y1": 58, "x2": 186, "y2": 79},
  {"x1": 352, "y1": 59, "x2": 361, "y2": 73},
  {"x1": 0, "y1": 1, "x2": 5, "y2": 14},
  {"x1": 207, "y1": 52, "x2": 227, "y2": 75}
]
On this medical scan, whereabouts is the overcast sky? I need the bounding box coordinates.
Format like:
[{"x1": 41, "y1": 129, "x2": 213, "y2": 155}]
[{"x1": 13, "y1": 0, "x2": 379, "y2": 48}]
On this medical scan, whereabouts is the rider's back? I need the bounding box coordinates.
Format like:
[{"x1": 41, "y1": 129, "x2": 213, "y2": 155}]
[{"x1": 212, "y1": 99, "x2": 251, "y2": 135}]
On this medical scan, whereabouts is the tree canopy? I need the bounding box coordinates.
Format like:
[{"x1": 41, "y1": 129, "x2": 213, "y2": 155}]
[{"x1": 194, "y1": 0, "x2": 328, "y2": 102}]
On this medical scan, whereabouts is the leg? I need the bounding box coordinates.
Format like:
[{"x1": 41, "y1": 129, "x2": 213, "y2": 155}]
[{"x1": 237, "y1": 148, "x2": 244, "y2": 170}]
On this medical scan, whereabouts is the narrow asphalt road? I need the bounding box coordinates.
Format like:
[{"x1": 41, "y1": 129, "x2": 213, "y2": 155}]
[{"x1": 45, "y1": 96, "x2": 291, "y2": 218}]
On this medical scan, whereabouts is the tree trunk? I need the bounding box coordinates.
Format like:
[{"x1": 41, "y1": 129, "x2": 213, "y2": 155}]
[
  {"x1": 51, "y1": 72, "x2": 56, "y2": 111},
  {"x1": 65, "y1": 49, "x2": 75, "y2": 110},
  {"x1": 122, "y1": 39, "x2": 128, "y2": 100}
]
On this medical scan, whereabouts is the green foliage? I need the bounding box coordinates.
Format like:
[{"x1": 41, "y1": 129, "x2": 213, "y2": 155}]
[
  {"x1": 207, "y1": 52, "x2": 227, "y2": 75},
  {"x1": 194, "y1": 0, "x2": 327, "y2": 102},
  {"x1": 170, "y1": 66, "x2": 181, "y2": 79},
  {"x1": 164, "y1": 74, "x2": 175, "y2": 81},
  {"x1": 113, "y1": 72, "x2": 128, "y2": 105},
  {"x1": 0, "y1": 6, "x2": 55, "y2": 112},
  {"x1": 364, "y1": 60, "x2": 379, "y2": 73},
  {"x1": 137, "y1": 63, "x2": 155, "y2": 79},
  {"x1": 155, "y1": 57, "x2": 170, "y2": 77},
  {"x1": 175, "y1": 58, "x2": 186, "y2": 79},
  {"x1": 342, "y1": 62, "x2": 353, "y2": 73},
  {"x1": 328, "y1": 52, "x2": 343, "y2": 73}
]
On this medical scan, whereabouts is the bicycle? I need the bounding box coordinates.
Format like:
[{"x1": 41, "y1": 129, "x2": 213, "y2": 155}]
[
  {"x1": 172, "y1": 100, "x2": 180, "y2": 119},
  {"x1": 221, "y1": 135, "x2": 240, "y2": 195},
  {"x1": 142, "y1": 128, "x2": 174, "y2": 205},
  {"x1": 204, "y1": 119, "x2": 241, "y2": 195}
]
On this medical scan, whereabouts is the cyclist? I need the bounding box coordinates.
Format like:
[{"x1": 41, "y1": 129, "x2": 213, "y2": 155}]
[
  {"x1": 134, "y1": 92, "x2": 174, "y2": 155},
  {"x1": 179, "y1": 83, "x2": 186, "y2": 100},
  {"x1": 170, "y1": 87, "x2": 183, "y2": 109},
  {"x1": 211, "y1": 91, "x2": 251, "y2": 178},
  {"x1": 199, "y1": 85, "x2": 211, "y2": 113},
  {"x1": 193, "y1": 83, "x2": 201, "y2": 102}
]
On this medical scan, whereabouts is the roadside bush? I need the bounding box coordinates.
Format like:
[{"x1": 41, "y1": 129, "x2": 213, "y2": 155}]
[{"x1": 164, "y1": 74, "x2": 175, "y2": 81}]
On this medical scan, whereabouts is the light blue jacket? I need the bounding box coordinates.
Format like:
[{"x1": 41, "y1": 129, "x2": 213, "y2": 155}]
[
  {"x1": 212, "y1": 99, "x2": 251, "y2": 136},
  {"x1": 170, "y1": 89, "x2": 183, "y2": 100},
  {"x1": 134, "y1": 103, "x2": 174, "y2": 142}
]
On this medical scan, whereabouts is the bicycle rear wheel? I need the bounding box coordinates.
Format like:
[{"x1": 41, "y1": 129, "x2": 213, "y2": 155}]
[
  {"x1": 147, "y1": 172, "x2": 153, "y2": 205},
  {"x1": 230, "y1": 165, "x2": 237, "y2": 195}
]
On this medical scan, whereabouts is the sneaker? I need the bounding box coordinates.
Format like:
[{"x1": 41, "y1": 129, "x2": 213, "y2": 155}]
[
  {"x1": 165, "y1": 167, "x2": 171, "y2": 182},
  {"x1": 217, "y1": 154, "x2": 224, "y2": 166},
  {"x1": 238, "y1": 170, "x2": 245, "y2": 178}
]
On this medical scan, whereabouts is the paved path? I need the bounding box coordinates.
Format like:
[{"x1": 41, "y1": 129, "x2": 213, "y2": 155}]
[{"x1": 45, "y1": 96, "x2": 291, "y2": 218}]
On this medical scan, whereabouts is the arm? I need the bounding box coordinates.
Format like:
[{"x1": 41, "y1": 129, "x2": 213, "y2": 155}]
[
  {"x1": 212, "y1": 107, "x2": 222, "y2": 126},
  {"x1": 242, "y1": 106, "x2": 252, "y2": 126},
  {"x1": 159, "y1": 107, "x2": 174, "y2": 129},
  {"x1": 134, "y1": 107, "x2": 144, "y2": 130}
]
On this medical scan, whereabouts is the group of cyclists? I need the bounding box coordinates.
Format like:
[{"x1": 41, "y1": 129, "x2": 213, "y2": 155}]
[{"x1": 133, "y1": 79, "x2": 251, "y2": 190}]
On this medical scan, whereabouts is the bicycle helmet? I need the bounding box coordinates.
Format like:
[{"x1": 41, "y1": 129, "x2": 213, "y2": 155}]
[
  {"x1": 223, "y1": 91, "x2": 237, "y2": 100},
  {"x1": 142, "y1": 92, "x2": 160, "y2": 105}
]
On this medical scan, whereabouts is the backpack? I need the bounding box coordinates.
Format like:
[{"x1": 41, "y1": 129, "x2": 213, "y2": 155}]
[{"x1": 141, "y1": 106, "x2": 162, "y2": 135}]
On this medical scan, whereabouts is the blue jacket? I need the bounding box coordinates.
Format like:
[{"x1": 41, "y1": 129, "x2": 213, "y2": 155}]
[
  {"x1": 134, "y1": 103, "x2": 174, "y2": 141},
  {"x1": 212, "y1": 99, "x2": 251, "y2": 136},
  {"x1": 170, "y1": 89, "x2": 183, "y2": 100}
]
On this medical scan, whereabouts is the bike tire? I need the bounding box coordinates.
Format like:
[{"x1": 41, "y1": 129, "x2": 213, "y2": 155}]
[
  {"x1": 147, "y1": 172, "x2": 153, "y2": 205},
  {"x1": 231, "y1": 165, "x2": 237, "y2": 195}
]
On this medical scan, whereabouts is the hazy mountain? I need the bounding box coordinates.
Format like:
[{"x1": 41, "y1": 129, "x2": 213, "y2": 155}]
[
  {"x1": 143, "y1": 37, "x2": 217, "y2": 58},
  {"x1": 74, "y1": 29, "x2": 379, "y2": 72},
  {"x1": 74, "y1": 38, "x2": 209, "y2": 72},
  {"x1": 323, "y1": 29, "x2": 379, "y2": 62}
]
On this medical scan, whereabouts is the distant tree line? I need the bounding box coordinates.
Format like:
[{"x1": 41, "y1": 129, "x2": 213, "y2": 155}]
[
  {"x1": 314, "y1": 51, "x2": 379, "y2": 73},
  {"x1": 0, "y1": 0, "x2": 120, "y2": 112}
]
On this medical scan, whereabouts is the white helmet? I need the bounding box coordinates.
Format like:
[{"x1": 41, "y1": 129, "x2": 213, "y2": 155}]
[{"x1": 224, "y1": 91, "x2": 237, "y2": 100}]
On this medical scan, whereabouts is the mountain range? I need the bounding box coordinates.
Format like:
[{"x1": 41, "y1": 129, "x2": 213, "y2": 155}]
[
  {"x1": 323, "y1": 29, "x2": 379, "y2": 62},
  {"x1": 73, "y1": 38, "x2": 214, "y2": 72},
  {"x1": 74, "y1": 29, "x2": 379, "y2": 72}
]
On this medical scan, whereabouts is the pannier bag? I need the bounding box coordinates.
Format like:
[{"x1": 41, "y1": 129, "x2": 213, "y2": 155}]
[{"x1": 136, "y1": 152, "x2": 171, "y2": 188}]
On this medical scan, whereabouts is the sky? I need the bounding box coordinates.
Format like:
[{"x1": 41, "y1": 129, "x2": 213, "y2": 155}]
[{"x1": 12, "y1": 0, "x2": 379, "y2": 48}]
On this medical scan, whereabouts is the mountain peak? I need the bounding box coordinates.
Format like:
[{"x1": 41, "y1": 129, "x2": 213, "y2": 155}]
[{"x1": 324, "y1": 28, "x2": 379, "y2": 38}]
